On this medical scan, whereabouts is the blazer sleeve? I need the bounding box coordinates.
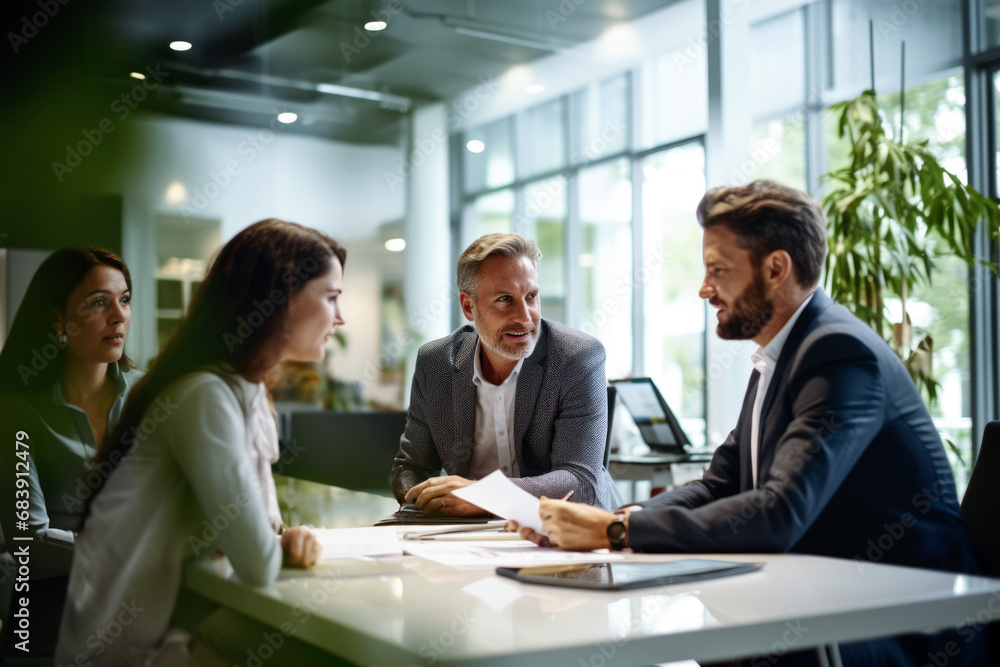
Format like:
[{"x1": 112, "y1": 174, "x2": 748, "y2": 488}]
[
  {"x1": 510, "y1": 338, "x2": 608, "y2": 505},
  {"x1": 391, "y1": 347, "x2": 441, "y2": 502},
  {"x1": 628, "y1": 333, "x2": 885, "y2": 553},
  {"x1": 167, "y1": 375, "x2": 282, "y2": 587}
]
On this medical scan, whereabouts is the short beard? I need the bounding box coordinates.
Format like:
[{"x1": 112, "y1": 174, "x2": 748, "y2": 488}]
[
  {"x1": 475, "y1": 319, "x2": 538, "y2": 361},
  {"x1": 715, "y1": 271, "x2": 774, "y2": 340}
]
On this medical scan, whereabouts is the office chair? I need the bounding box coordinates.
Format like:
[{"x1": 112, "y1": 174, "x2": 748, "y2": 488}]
[
  {"x1": 960, "y1": 420, "x2": 1000, "y2": 661},
  {"x1": 604, "y1": 385, "x2": 616, "y2": 470},
  {"x1": 961, "y1": 421, "x2": 1000, "y2": 576}
]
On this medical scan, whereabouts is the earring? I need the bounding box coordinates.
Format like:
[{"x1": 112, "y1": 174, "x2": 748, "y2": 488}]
[{"x1": 57, "y1": 331, "x2": 68, "y2": 344}]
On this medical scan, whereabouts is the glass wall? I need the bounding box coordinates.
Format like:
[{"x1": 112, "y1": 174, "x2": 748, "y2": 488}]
[
  {"x1": 578, "y1": 158, "x2": 633, "y2": 379},
  {"x1": 454, "y1": 0, "x2": 995, "y2": 461},
  {"x1": 641, "y1": 143, "x2": 707, "y2": 446},
  {"x1": 459, "y1": 61, "x2": 709, "y2": 445}
]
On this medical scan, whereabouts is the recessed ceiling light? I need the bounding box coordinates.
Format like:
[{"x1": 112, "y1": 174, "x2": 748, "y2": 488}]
[
  {"x1": 466, "y1": 139, "x2": 485, "y2": 153},
  {"x1": 277, "y1": 112, "x2": 298, "y2": 124},
  {"x1": 385, "y1": 238, "x2": 406, "y2": 252},
  {"x1": 526, "y1": 84, "x2": 544, "y2": 94},
  {"x1": 169, "y1": 41, "x2": 192, "y2": 51},
  {"x1": 165, "y1": 182, "x2": 187, "y2": 205},
  {"x1": 364, "y1": 21, "x2": 387, "y2": 31},
  {"x1": 130, "y1": 71, "x2": 146, "y2": 80}
]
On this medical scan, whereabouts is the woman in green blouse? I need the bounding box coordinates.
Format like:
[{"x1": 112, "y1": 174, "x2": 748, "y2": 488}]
[{"x1": 0, "y1": 246, "x2": 140, "y2": 654}]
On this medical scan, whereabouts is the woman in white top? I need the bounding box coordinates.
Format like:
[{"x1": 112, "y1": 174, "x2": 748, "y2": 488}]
[{"x1": 56, "y1": 219, "x2": 347, "y2": 666}]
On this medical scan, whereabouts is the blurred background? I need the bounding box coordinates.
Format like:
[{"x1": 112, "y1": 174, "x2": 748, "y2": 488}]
[{"x1": 2, "y1": 0, "x2": 999, "y2": 491}]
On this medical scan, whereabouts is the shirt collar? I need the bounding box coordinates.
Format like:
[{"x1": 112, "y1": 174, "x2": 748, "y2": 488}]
[
  {"x1": 50, "y1": 362, "x2": 128, "y2": 408},
  {"x1": 472, "y1": 338, "x2": 525, "y2": 387},
  {"x1": 750, "y1": 292, "x2": 816, "y2": 371}
]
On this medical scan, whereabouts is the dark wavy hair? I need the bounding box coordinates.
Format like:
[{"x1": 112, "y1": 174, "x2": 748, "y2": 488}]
[
  {"x1": 696, "y1": 179, "x2": 828, "y2": 288},
  {"x1": 91, "y1": 219, "x2": 345, "y2": 505},
  {"x1": 0, "y1": 246, "x2": 136, "y2": 395}
]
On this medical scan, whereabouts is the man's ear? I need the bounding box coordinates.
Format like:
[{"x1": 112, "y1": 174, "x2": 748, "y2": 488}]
[
  {"x1": 459, "y1": 291, "x2": 475, "y2": 322},
  {"x1": 762, "y1": 250, "x2": 793, "y2": 287}
]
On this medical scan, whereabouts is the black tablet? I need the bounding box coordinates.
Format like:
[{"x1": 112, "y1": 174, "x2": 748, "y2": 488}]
[{"x1": 496, "y1": 559, "x2": 764, "y2": 590}]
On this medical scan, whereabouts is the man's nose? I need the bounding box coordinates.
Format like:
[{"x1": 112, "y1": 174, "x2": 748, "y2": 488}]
[{"x1": 698, "y1": 280, "x2": 713, "y2": 300}]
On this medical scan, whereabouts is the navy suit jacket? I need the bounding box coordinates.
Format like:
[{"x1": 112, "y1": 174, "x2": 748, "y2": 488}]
[{"x1": 630, "y1": 289, "x2": 976, "y2": 574}]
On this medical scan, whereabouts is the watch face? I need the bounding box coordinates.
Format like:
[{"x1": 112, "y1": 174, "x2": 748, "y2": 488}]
[{"x1": 607, "y1": 520, "x2": 627, "y2": 546}]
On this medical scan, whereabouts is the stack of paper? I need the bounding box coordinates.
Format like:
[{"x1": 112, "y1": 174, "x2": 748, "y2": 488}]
[{"x1": 311, "y1": 527, "x2": 402, "y2": 560}]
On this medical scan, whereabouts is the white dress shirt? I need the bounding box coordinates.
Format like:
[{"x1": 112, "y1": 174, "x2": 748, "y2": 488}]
[
  {"x1": 749, "y1": 292, "x2": 815, "y2": 486},
  {"x1": 468, "y1": 339, "x2": 524, "y2": 480}
]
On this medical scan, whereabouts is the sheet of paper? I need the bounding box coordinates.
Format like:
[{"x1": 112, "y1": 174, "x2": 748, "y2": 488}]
[
  {"x1": 451, "y1": 470, "x2": 545, "y2": 534},
  {"x1": 312, "y1": 527, "x2": 402, "y2": 560},
  {"x1": 403, "y1": 541, "x2": 624, "y2": 569}
]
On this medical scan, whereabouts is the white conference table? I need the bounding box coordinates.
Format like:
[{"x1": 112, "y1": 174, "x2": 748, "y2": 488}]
[{"x1": 183, "y1": 486, "x2": 1000, "y2": 666}]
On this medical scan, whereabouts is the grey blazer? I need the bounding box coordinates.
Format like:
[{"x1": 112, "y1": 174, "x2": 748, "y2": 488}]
[{"x1": 392, "y1": 318, "x2": 622, "y2": 511}]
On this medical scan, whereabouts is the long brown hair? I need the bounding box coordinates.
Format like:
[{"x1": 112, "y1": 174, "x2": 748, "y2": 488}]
[
  {"x1": 91, "y1": 219, "x2": 345, "y2": 504},
  {"x1": 0, "y1": 246, "x2": 136, "y2": 395}
]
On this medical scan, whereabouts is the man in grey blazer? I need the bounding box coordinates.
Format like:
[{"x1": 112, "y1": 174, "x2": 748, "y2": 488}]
[{"x1": 391, "y1": 233, "x2": 622, "y2": 514}]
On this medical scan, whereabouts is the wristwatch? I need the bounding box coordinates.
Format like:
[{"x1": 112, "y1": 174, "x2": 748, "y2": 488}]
[{"x1": 606, "y1": 511, "x2": 628, "y2": 551}]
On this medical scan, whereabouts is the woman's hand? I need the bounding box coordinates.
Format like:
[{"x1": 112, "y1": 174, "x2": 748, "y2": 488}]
[{"x1": 281, "y1": 526, "x2": 322, "y2": 568}]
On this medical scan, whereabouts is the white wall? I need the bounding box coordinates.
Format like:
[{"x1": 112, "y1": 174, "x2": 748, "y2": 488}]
[{"x1": 98, "y1": 113, "x2": 406, "y2": 371}]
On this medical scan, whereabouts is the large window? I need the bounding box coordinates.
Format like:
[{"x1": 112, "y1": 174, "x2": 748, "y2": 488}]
[
  {"x1": 641, "y1": 143, "x2": 707, "y2": 447},
  {"x1": 579, "y1": 158, "x2": 632, "y2": 379},
  {"x1": 458, "y1": 61, "x2": 709, "y2": 444},
  {"x1": 520, "y1": 178, "x2": 567, "y2": 323}
]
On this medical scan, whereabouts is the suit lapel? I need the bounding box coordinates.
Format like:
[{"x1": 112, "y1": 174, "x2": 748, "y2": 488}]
[
  {"x1": 740, "y1": 370, "x2": 761, "y2": 491},
  {"x1": 756, "y1": 289, "x2": 831, "y2": 481},
  {"x1": 513, "y1": 322, "x2": 548, "y2": 459},
  {"x1": 451, "y1": 331, "x2": 478, "y2": 478}
]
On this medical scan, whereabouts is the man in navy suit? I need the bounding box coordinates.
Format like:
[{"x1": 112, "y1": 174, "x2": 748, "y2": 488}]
[{"x1": 517, "y1": 180, "x2": 990, "y2": 666}]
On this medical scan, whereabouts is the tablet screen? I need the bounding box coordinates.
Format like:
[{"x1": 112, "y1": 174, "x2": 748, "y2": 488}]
[{"x1": 497, "y1": 559, "x2": 764, "y2": 590}]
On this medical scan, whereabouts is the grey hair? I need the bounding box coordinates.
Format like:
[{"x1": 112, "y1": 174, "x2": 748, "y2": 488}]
[{"x1": 457, "y1": 233, "x2": 542, "y2": 298}]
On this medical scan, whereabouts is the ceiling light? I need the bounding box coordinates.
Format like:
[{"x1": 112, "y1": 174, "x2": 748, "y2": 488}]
[
  {"x1": 130, "y1": 72, "x2": 146, "y2": 80},
  {"x1": 165, "y1": 182, "x2": 187, "y2": 205},
  {"x1": 385, "y1": 238, "x2": 406, "y2": 252},
  {"x1": 169, "y1": 41, "x2": 193, "y2": 51},
  {"x1": 364, "y1": 21, "x2": 387, "y2": 31},
  {"x1": 277, "y1": 112, "x2": 298, "y2": 124},
  {"x1": 466, "y1": 139, "x2": 485, "y2": 153},
  {"x1": 525, "y1": 84, "x2": 544, "y2": 94}
]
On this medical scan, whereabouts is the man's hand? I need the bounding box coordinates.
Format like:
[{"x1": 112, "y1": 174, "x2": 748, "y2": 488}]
[
  {"x1": 404, "y1": 475, "x2": 487, "y2": 516},
  {"x1": 281, "y1": 526, "x2": 322, "y2": 568},
  {"x1": 512, "y1": 498, "x2": 616, "y2": 550}
]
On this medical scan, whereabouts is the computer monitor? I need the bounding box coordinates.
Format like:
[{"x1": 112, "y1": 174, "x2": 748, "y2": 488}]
[
  {"x1": 284, "y1": 411, "x2": 407, "y2": 496},
  {"x1": 609, "y1": 377, "x2": 690, "y2": 456}
]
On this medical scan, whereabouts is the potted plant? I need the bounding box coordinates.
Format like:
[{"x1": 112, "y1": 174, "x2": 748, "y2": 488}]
[{"x1": 821, "y1": 89, "x2": 999, "y2": 448}]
